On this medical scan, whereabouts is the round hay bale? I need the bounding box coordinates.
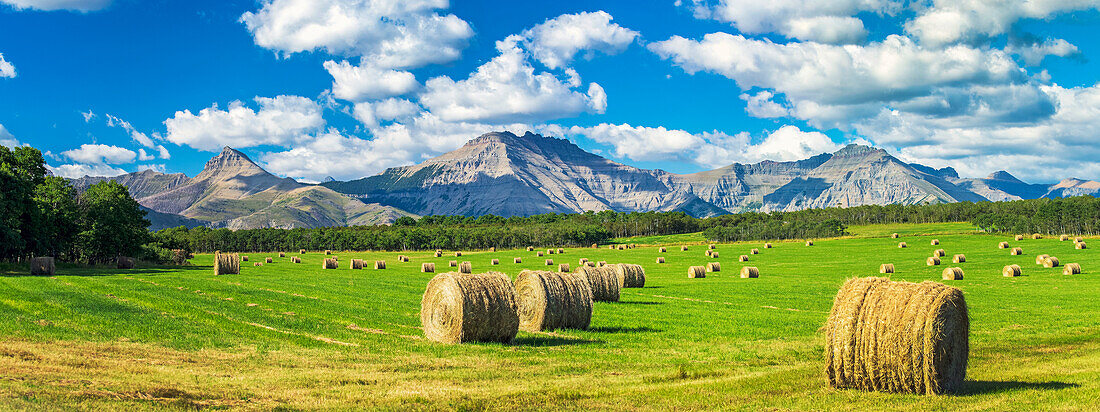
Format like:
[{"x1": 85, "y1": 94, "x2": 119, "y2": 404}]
[
  {"x1": 514, "y1": 270, "x2": 593, "y2": 332},
  {"x1": 1010, "y1": 247, "x2": 1023, "y2": 255},
  {"x1": 942, "y1": 267, "x2": 964, "y2": 280},
  {"x1": 764, "y1": 243, "x2": 773, "y2": 248},
  {"x1": 681, "y1": 246, "x2": 688, "y2": 251},
  {"x1": 1035, "y1": 254, "x2": 1050, "y2": 265},
  {"x1": 454, "y1": 252, "x2": 462, "y2": 257},
  {"x1": 350, "y1": 259, "x2": 365, "y2": 270},
  {"x1": 1014, "y1": 235, "x2": 1024, "y2": 241},
  {"x1": 1063, "y1": 263, "x2": 1081, "y2": 275},
  {"x1": 325, "y1": 250, "x2": 332, "y2": 255},
  {"x1": 609, "y1": 245, "x2": 615, "y2": 250},
  {"x1": 597, "y1": 261, "x2": 607, "y2": 267},
  {"x1": 738, "y1": 255, "x2": 749, "y2": 262},
  {"x1": 241, "y1": 256, "x2": 249, "y2": 262},
  {"x1": 30, "y1": 257, "x2": 56, "y2": 276},
  {"x1": 265, "y1": 257, "x2": 273, "y2": 263},
  {"x1": 898, "y1": 242, "x2": 907, "y2": 248},
  {"x1": 545, "y1": 259, "x2": 554, "y2": 266},
  {"x1": 613, "y1": 263, "x2": 646, "y2": 288},
  {"x1": 952, "y1": 254, "x2": 966, "y2": 263},
  {"x1": 449, "y1": 260, "x2": 458, "y2": 267},
  {"x1": 591, "y1": 243, "x2": 598, "y2": 248},
  {"x1": 750, "y1": 248, "x2": 760, "y2": 255},
  {"x1": 299, "y1": 249, "x2": 306, "y2": 254},
  {"x1": 214, "y1": 253, "x2": 240, "y2": 276},
  {"x1": 659, "y1": 247, "x2": 667, "y2": 253},
  {"x1": 998, "y1": 242, "x2": 1009, "y2": 249},
  {"x1": 513, "y1": 258, "x2": 522, "y2": 264},
  {"x1": 255, "y1": 262, "x2": 266, "y2": 267},
  {"x1": 422, "y1": 262, "x2": 435, "y2": 273},
  {"x1": 687, "y1": 266, "x2": 706, "y2": 278},
  {"x1": 547, "y1": 249, "x2": 555, "y2": 255},
  {"x1": 579, "y1": 258, "x2": 588, "y2": 265},
  {"x1": 1075, "y1": 237, "x2": 1084, "y2": 243},
  {"x1": 491, "y1": 259, "x2": 500, "y2": 265},
  {"x1": 710, "y1": 251, "x2": 720, "y2": 259},
  {"x1": 459, "y1": 262, "x2": 472, "y2": 273},
  {"x1": 435, "y1": 251, "x2": 443, "y2": 258},
  {"x1": 656, "y1": 257, "x2": 665, "y2": 264},
  {"x1": 574, "y1": 266, "x2": 621, "y2": 302},
  {"x1": 1075, "y1": 242, "x2": 1087, "y2": 250},
  {"x1": 322, "y1": 258, "x2": 338, "y2": 270},
  {"x1": 374, "y1": 260, "x2": 386, "y2": 270},
  {"x1": 930, "y1": 239, "x2": 940, "y2": 245},
  {"x1": 806, "y1": 240, "x2": 814, "y2": 246},
  {"x1": 926, "y1": 256, "x2": 941, "y2": 266},
  {"x1": 279, "y1": 252, "x2": 285, "y2": 258},
  {"x1": 879, "y1": 264, "x2": 894, "y2": 274},
  {"x1": 537, "y1": 252, "x2": 544, "y2": 257},
  {"x1": 824, "y1": 277, "x2": 968, "y2": 395},
  {"x1": 558, "y1": 263, "x2": 570, "y2": 273},
  {"x1": 739, "y1": 266, "x2": 759, "y2": 278},
  {"x1": 708, "y1": 244, "x2": 716, "y2": 250},
  {"x1": 291, "y1": 256, "x2": 301, "y2": 263},
  {"x1": 1003, "y1": 264, "x2": 1021, "y2": 277},
  {"x1": 1032, "y1": 233, "x2": 1043, "y2": 239},
  {"x1": 332, "y1": 256, "x2": 338, "y2": 261},
  {"x1": 706, "y1": 262, "x2": 721, "y2": 272},
  {"x1": 420, "y1": 271, "x2": 519, "y2": 344},
  {"x1": 489, "y1": 247, "x2": 496, "y2": 252},
  {"x1": 891, "y1": 233, "x2": 899, "y2": 239},
  {"x1": 933, "y1": 249, "x2": 946, "y2": 257},
  {"x1": 585, "y1": 261, "x2": 595, "y2": 267},
  {"x1": 117, "y1": 256, "x2": 136, "y2": 269},
  {"x1": 705, "y1": 250, "x2": 712, "y2": 257},
  {"x1": 1060, "y1": 235, "x2": 1069, "y2": 241},
  {"x1": 1043, "y1": 257, "x2": 1060, "y2": 268},
  {"x1": 557, "y1": 248, "x2": 565, "y2": 254},
  {"x1": 527, "y1": 247, "x2": 535, "y2": 252}
]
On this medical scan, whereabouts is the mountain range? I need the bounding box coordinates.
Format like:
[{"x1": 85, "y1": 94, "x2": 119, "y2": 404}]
[{"x1": 69, "y1": 131, "x2": 1100, "y2": 230}]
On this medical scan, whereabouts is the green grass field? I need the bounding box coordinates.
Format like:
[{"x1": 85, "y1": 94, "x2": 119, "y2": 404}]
[{"x1": 1, "y1": 224, "x2": 1098, "y2": 410}]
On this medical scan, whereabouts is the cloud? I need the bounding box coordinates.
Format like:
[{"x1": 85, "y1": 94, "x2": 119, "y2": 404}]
[
  {"x1": 0, "y1": 123, "x2": 20, "y2": 147},
  {"x1": 351, "y1": 98, "x2": 421, "y2": 127},
  {"x1": 240, "y1": 0, "x2": 473, "y2": 70},
  {"x1": 906, "y1": 0, "x2": 1100, "y2": 46},
  {"x1": 136, "y1": 164, "x2": 166, "y2": 173},
  {"x1": 419, "y1": 36, "x2": 607, "y2": 123},
  {"x1": 137, "y1": 148, "x2": 154, "y2": 161},
  {"x1": 0, "y1": 0, "x2": 110, "y2": 12},
  {"x1": 61, "y1": 144, "x2": 137, "y2": 164},
  {"x1": 1008, "y1": 38, "x2": 1080, "y2": 66},
  {"x1": 740, "y1": 91, "x2": 790, "y2": 118},
  {"x1": 163, "y1": 95, "x2": 324, "y2": 151},
  {"x1": 81, "y1": 110, "x2": 96, "y2": 122},
  {"x1": 687, "y1": 0, "x2": 902, "y2": 44},
  {"x1": 105, "y1": 114, "x2": 154, "y2": 147},
  {"x1": 0, "y1": 53, "x2": 15, "y2": 78},
  {"x1": 519, "y1": 11, "x2": 639, "y2": 69},
  {"x1": 568, "y1": 123, "x2": 841, "y2": 168},
  {"x1": 323, "y1": 60, "x2": 419, "y2": 102},
  {"x1": 48, "y1": 163, "x2": 128, "y2": 178}
]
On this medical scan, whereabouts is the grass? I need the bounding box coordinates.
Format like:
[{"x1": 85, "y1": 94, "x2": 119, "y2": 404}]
[{"x1": 0, "y1": 225, "x2": 1098, "y2": 410}]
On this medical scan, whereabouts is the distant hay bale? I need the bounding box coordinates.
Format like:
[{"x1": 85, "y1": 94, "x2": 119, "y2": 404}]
[
  {"x1": 401, "y1": 255, "x2": 410, "y2": 262},
  {"x1": 454, "y1": 252, "x2": 462, "y2": 257},
  {"x1": 933, "y1": 249, "x2": 946, "y2": 257},
  {"x1": 1010, "y1": 247, "x2": 1023, "y2": 255},
  {"x1": 1060, "y1": 235, "x2": 1069, "y2": 241},
  {"x1": 557, "y1": 248, "x2": 565, "y2": 254},
  {"x1": 1003, "y1": 264, "x2": 1021, "y2": 277},
  {"x1": 930, "y1": 239, "x2": 940, "y2": 246},
  {"x1": 891, "y1": 233, "x2": 899, "y2": 239},
  {"x1": 254, "y1": 262, "x2": 263, "y2": 267},
  {"x1": 613, "y1": 263, "x2": 646, "y2": 288},
  {"x1": 513, "y1": 258, "x2": 521, "y2": 264},
  {"x1": 491, "y1": 259, "x2": 500, "y2": 265},
  {"x1": 597, "y1": 261, "x2": 607, "y2": 267},
  {"x1": 591, "y1": 243, "x2": 598, "y2": 248},
  {"x1": 952, "y1": 254, "x2": 966, "y2": 263},
  {"x1": 1075, "y1": 237, "x2": 1084, "y2": 243},
  {"x1": 1035, "y1": 254, "x2": 1050, "y2": 265},
  {"x1": 30, "y1": 257, "x2": 55, "y2": 276},
  {"x1": 370, "y1": 260, "x2": 385, "y2": 270},
  {"x1": 708, "y1": 244, "x2": 716, "y2": 250},
  {"x1": 942, "y1": 267, "x2": 964, "y2": 280},
  {"x1": 898, "y1": 242, "x2": 907, "y2": 248},
  {"x1": 545, "y1": 259, "x2": 554, "y2": 266},
  {"x1": 321, "y1": 258, "x2": 338, "y2": 269},
  {"x1": 420, "y1": 271, "x2": 519, "y2": 344},
  {"x1": 574, "y1": 266, "x2": 621, "y2": 302},
  {"x1": 617, "y1": 245, "x2": 626, "y2": 251},
  {"x1": 241, "y1": 256, "x2": 249, "y2": 262},
  {"x1": 279, "y1": 252, "x2": 285, "y2": 258},
  {"x1": 558, "y1": 263, "x2": 570, "y2": 273},
  {"x1": 265, "y1": 257, "x2": 273, "y2": 263},
  {"x1": 171, "y1": 249, "x2": 190, "y2": 265},
  {"x1": 879, "y1": 264, "x2": 895, "y2": 274},
  {"x1": 659, "y1": 247, "x2": 667, "y2": 253},
  {"x1": 290, "y1": 256, "x2": 301, "y2": 263},
  {"x1": 739, "y1": 266, "x2": 759, "y2": 278},
  {"x1": 117, "y1": 256, "x2": 136, "y2": 269},
  {"x1": 422, "y1": 262, "x2": 435, "y2": 273},
  {"x1": 350, "y1": 259, "x2": 365, "y2": 270},
  {"x1": 547, "y1": 249, "x2": 555, "y2": 255},
  {"x1": 449, "y1": 260, "x2": 458, "y2": 267},
  {"x1": 1063, "y1": 263, "x2": 1082, "y2": 275},
  {"x1": 927, "y1": 256, "x2": 941, "y2": 266},
  {"x1": 710, "y1": 251, "x2": 720, "y2": 258},
  {"x1": 1032, "y1": 234, "x2": 1043, "y2": 239},
  {"x1": 527, "y1": 247, "x2": 535, "y2": 252},
  {"x1": 764, "y1": 243, "x2": 773, "y2": 248},
  {"x1": 459, "y1": 261, "x2": 473, "y2": 274},
  {"x1": 824, "y1": 277, "x2": 969, "y2": 395},
  {"x1": 299, "y1": 249, "x2": 306, "y2": 254},
  {"x1": 706, "y1": 262, "x2": 721, "y2": 272},
  {"x1": 332, "y1": 256, "x2": 338, "y2": 261},
  {"x1": 750, "y1": 248, "x2": 760, "y2": 254},
  {"x1": 738, "y1": 255, "x2": 749, "y2": 262},
  {"x1": 1015, "y1": 235, "x2": 1024, "y2": 241},
  {"x1": 656, "y1": 257, "x2": 665, "y2": 264},
  {"x1": 1075, "y1": 242, "x2": 1087, "y2": 249},
  {"x1": 705, "y1": 250, "x2": 712, "y2": 257},
  {"x1": 681, "y1": 246, "x2": 689, "y2": 251},
  {"x1": 806, "y1": 240, "x2": 814, "y2": 246},
  {"x1": 585, "y1": 262, "x2": 595, "y2": 267},
  {"x1": 998, "y1": 242, "x2": 1009, "y2": 249},
  {"x1": 214, "y1": 253, "x2": 240, "y2": 276},
  {"x1": 609, "y1": 245, "x2": 615, "y2": 250},
  {"x1": 514, "y1": 270, "x2": 593, "y2": 332},
  {"x1": 537, "y1": 252, "x2": 544, "y2": 257},
  {"x1": 579, "y1": 258, "x2": 588, "y2": 265},
  {"x1": 435, "y1": 251, "x2": 443, "y2": 258},
  {"x1": 687, "y1": 266, "x2": 706, "y2": 278},
  {"x1": 489, "y1": 247, "x2": 496, "y2": 252},
  {"x1": 325, "y1": 250, "x2": 331, "y2": 255},
  {"x1": 1043, "y1": 257, "x2": 1060, "y2": 268}
]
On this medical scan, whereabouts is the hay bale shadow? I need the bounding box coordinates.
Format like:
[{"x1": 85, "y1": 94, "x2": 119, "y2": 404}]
[
  {"x1": 617, "y1": 301, "x2": 663, "y2": 305},
  {"x1": 510, "y1": 335, "x2": 601, "y2": 347},
  {"x1": 958, "y1": 380, "x2": 1078, "y2": 395},
  {"x1": 588, "y1": 326, "x2": 661, "y2": 333}
]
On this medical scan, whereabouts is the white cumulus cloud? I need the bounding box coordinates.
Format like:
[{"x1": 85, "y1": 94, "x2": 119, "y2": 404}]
[
  {"x1": 1008, "y1": 38, "x2": 1080, "y2": 66},
  {"x1": 48, "y1": 163, "x2": 128, "y2": 178},
  {"x1": 687, "y1": 0, "x2": 902, "y2": 44},
  {"x1": 61, "y1": 144, "x2": 137, "y2": 164},
  {"x1": 906, "y1": 0, "x2": 1100, "y2": 46},
  {"x1": 163, "y1": 95, "x2": 325, "y2": 151},
  {"x1": 323, "y1": 60, "x2": 419, "y2": 102},
  {"x1": 520, "y1": 10, "x2": 639, "y2": 69},
  {"x1": 0, "y1": 53, "x2": 15, "y2": 78}
]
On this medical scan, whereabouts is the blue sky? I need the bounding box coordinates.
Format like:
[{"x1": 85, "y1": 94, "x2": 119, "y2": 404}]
[{"x1": 2, "y1": 0, "x2": 1099, "y2": 183}]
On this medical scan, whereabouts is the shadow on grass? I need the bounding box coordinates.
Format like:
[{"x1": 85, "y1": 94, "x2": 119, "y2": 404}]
[
  {"x1": 0, "y1": 264, "x2": 208, "y2": 278},
  {"x1": 618, "y1": 301, "x2": 663, "y2": 305},
  {"x1": 588, "y1": 326, "x2": 662, "y2": 333},
  {"x1": 511, "y1": 335, "x2": 602, "y2": 347},
  {"x1": 959, "y1": 380, "x2": 1079, "y2": 395}
]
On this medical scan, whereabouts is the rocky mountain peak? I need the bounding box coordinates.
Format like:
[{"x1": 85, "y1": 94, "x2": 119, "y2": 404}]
[
  {"x1": 831, "y1": 144, "x2": 887, "y2": 158},
  {"x1": 196, "y1": 146, "x2": 269, "y2": 180},
  {"x1": 986, "y1": 170, "x2": 1023, "y2": 182}
]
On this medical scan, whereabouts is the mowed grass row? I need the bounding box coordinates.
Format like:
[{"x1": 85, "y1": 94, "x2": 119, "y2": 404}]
[{"x1": 1, "y1": 226, "x2": 1099, "y2": 410}]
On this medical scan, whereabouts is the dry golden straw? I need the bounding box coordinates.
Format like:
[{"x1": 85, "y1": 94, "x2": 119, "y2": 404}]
[
  {"x1": 1043, "y1": 257, "x2": 1060, "y2": 268},
  {"x1": 1011, "y1": 247, "x2": 1023, "y2": 255},
  {"x1": 459, "y1": 262, "x2": 473, "y2": 273},
  {"x1": 299, "y1": 249, "x2": 306, "y2": 254},
  {"x1": 321, "y1": 258, "x2": 338, "y2": 269},
  {"x1": 1036, "y1": 254, "x2": 1050, "y2": 265},
  {"x1": 290, "y1": 256, "x2": 301, "y2": 263},
  {"x1": 547, "y1": 249, "x2": 555, "y2": 255},
  {"x1": 740, "y1": 267, "x2": 759, "y2": 278},
  {"x1": 558, "y1": 248, "x2": 565, "y2": 254},
  {"x1": 998, "y1": 242, "x2": 1009, "y2": 249},
  {"x1": 513, "y1": 258, "x2": 522, "y2": 264},
  {"x1": 1063, "y1": 263, "x2": 1082, "y2": 275},
  {"x1": 574, "y1": 266, "x2": 621, "y2": 302},
  {"x1": 559, "y1": 263, "x2": 570, "y2": 272},
  {"x1": 681, "y1": 246, "x2": 689, "y2": 251},
  {"x1": 927, "y1": 256, "x2": 941, "y2": 266},
  {"x1": 656, "y1": 257, "x2": 665, "y2": 264},
  {"x1": 1032, "y1": 234, "x2": 1043, "y2": 239},
  {"x1": 688, "y1": 266, "x2": 706, "y2": 278},
  {"x1": 708, "y1": 244, "x2": 716, "y2": 250},
  {"x1": 823, "y1": 277, "x2": 969, "y2": 395},
  {"x1": 449, "y1": 260, "x2": 458, "y2": 267},
  {"x1": 455, "y1": 252, "x2": 463, "y2": 257},
  {"x1": 545, "y1": 259, "x2": 554, "y2": 266},
  {"x1": 1015, "y1": 235, "x2": 1024, "y2": 241},
  {"x1": 1076, "y1": 242, "x2": 1087, "y2": 250},
  {"x1": 30, "y1": 257, "x2": 55, "y2": 276},
  {"x1": 265, "y1": 257, "x2": 273, "y2": 263},
  {"x1": 659, "y1": 247, "x2": 667, "y2": 253},
  {"x1": 898, "y1": 242, "x2": 907, "y2": 248},
  {"x1": 764, "y1": 243, "x2": 773, "y2": 248},
  {"x1": 891, "y1": 233, "x2": 899, "y2": 239},
  {"x1": 930, "y1": 239, "x2": 940, "y2": 245},
  {"x1": 491, "y1": 259, "x2": 500, "y2": 265},
  {"x1": 751, "y1": 248, "x2": 760, "y2": 254},
  {"x1": 514, "y1": 270, "x2": 593, "y2": 332},
  {"x1": 374, "y1": 260, "x2": 386, "y2": 270},
  {"x1": 279, "y1": 252, "x2": 285, "y2": 258},
  {"x1": 422, "y1": 262, "x2": 435, "y2": 273},
  {"x1": 806, "y1": 240, "x2": 814, "y2": 246},
  {"x1": 325, "y1": 250, "x2": 331, "y2": 255},
  {"x1": 254, "y1": 262, "x2": 263, "y2": 267},
  {"x1": 1060, "y1": 235, "x2": 1069, "y2": 241},
  {"x1": 952, "y1": 254, "x2": 966, "y2": 263},
  {"x1": 241, "y1": 256, "x2": 249, "y2": 262},
  {"x1": 739, "y1": 255, "x2": 749, "y2": 262},
  {"x1": 527, "y1": 247, "x2": 535, "y2": 252},
  {"x1": 579, "y1": 258, "x2": 588, "y2": 265},
  {"x1": 537, "y1": 252, "x2": 544, "y2": 257},
  {"x1": 710, "y1": 251, "x2": 720, "y2": 258},
  {"x1": 1003, "y1": 264, "x2": 1021, "y2": 277},
  {"x1": 707, "y1": 262, "x2": 721, "y2": 272},
  {"x1": 420, "y1": 271, "x2": 519, "y2": 344},
  {"x1": 879, "y1": 264, "x2": 894, "y2": 274},
  {"x1": 214, "y1": 253, "x2": 240, "y2": 276},
  {"x1": 350, "y1": 259, "x2": 365, "y2": 270},
  {"x1": 933, "y1": 249, "x2": 946, "y2": 257},
  {"x1": 942, "y1": 267, "x2": 964, "y2": 280},
  {"x1": 613, "y1": 263, "x2": 646, "y2": 288}
]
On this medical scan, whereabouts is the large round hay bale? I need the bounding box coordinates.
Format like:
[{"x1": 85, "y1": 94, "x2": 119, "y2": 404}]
[
  {"x1": 454, "y1": 252, "x2": 463, "y2": 257},
  {"x1": 656, "y1": 257, "x2": 665, "y2": 264},
  {"x1": 527, "y1": 247, "x2": 535, "y2": 252},
  {"x1": 952, "y1": 254, "x2": 966, "y2": 263},
  {"x1": 738, "y1": 255, "x2": 749, "y2": 262},
  {"x1": 708, "y1": 244, "x2": 716, "y2": 250},
  {"x1": 930, "y1": 239, "x2": 940, "y2": 245},
  {"x1": 942, "y1": 267, "x2": 964, "y2": 280},
  {"x1": 350, "y1": 259, "x2": 365, "y2": 270},
  {"x1": 373, "y1": 260, "x2": 386, "y2": 270},
  {"x1": 1003, "y1": 264, "x2": 1021, "y2": 277},
  {"x1": 933, "y1": 249, "x2": 946, "y2": 257},
  {"x1": 1035, "y1": 254, "x2": 1050, "y2": 265},
  {"x1": 1060, "y1": 235, "x2": 1069, "y2": 241},
  {"x1": 420, "y1": 271, "x2": 519, "y2": 344},
  {"x1": 513, "y1": 258, "x2": 522, "y2": 264},
  {"x1": 584, "y1": 261, "x2": 595, "y2": 267},
  {"x1": 557, "y1": 248, "x2": 565, "y2": 254},
  {"x1": 558, "y1": 263, "x2": 570, "y2": 273},
  {"x1": 926, "y1": 256, "x2": 941, "y2": 266},
  {"x1": 422, "y1": 262, "x2": 435, "y2": 273},
  {"x1": 514, "y1": 270, "x2": 593, "y2": 332},
  {"x1": 591, "y1": 243, "x2": 598, "y2": 248},
  {"x1": 545, "y1": 259, "x2": 554, "y2": 266},
  {"x1": 879, "y1": 264, "x2": 894, "y2": 274},
  {"x1": 325, "y1": 250, "x2": 331, "y2": 255},
  {"x1": 687, "y1": 266, "x2": 706, "y2": 278},
  {"x1": 596, "y1": 261, "x2": 607, "y2": 267},
  {"x1": 898, "y1": 242, "x2": 907, "y2": 248},
  {"x1": 1075, "y1": 237, "x2": 1084, "y2": 243},
  {"x1": 321, "y1": 258, "x2": 338, "y2": 269},
  {"x1": 824, "y1": 277, "x2": 968, "y2": 394},
  {"x1": 30, "y1": 257, "x2": 55, "y2": 276},
  {"x1": 659, "y1": 247, "x2": 667, "y2": 253},
  {"x1": 750, "y1": 248, "x2": 760, "y2": 255},
  {"x1": 891, "y1": 233, "x2": 899, "y2": 239},
  {"x1": 1010, "y1": 247, "x2": 1023, "y2": 255},
  {"x1": 1075, "y1": 242, "x2": 1087, "y2": 249},
  {"x1": 1043, "y1": 257, "x2": 1060, "y2": 268},
  {"x1": 574, "y1": 266, "x2": 621, "y2": 301},
  {"x1": 1063, "y1": 263, "x2": 1082, "y2": 275},
  {"x1": 489, "y1": 247, "x2": 496, "y2": 252},
  {"x1": 706, "y1": 262, "x2": 721, "y2": 272},
  {"x1": 739, "y1": 266, "x2": 759, "y2": 278},
  {"x1": 459, "y1": 262, "x2": 473, "y2": 273},
  {"x1": 764, "y1": 243, "x2": 773, "y2": 249},
  {"x1": 710, "y1": 251, "x2": 720, "y2": 259},
  {"x1": 299, "y1": 249, "x2": 306, "y2": 254},
  {"x1": 117, "y1": 256, "x2": 136, "y2": 269},
  {"x1": 279, "y1": 252, "x2": 286, "y2": 258},
  {"x1": 1015, "y1": 235, "x2": 1024, "y2": 241},
  {"x1": 613, "y1": 263, "x2": 646, "y2": 288},
  {"x1": 435, "y1": 251, "x2": 443, "y2": 258},
  {"x1": 449, "y1": 260, "x2": 458, "y2": 267},
  {"x1": 491, "y1": 259, "x2": 500, "y2": 265},
  {"x1": 579, "y1": 258, "x2": 588, "y2": 265},
  {"x1": 998, "y1": 242, "x2": 1009, "y2": 249},
  {"x1": 547, "y1": 249, "x2": 555, "y2": 255},
  {"x1": 214, "y1": 253, "x2": 240, "y2": 275}
]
